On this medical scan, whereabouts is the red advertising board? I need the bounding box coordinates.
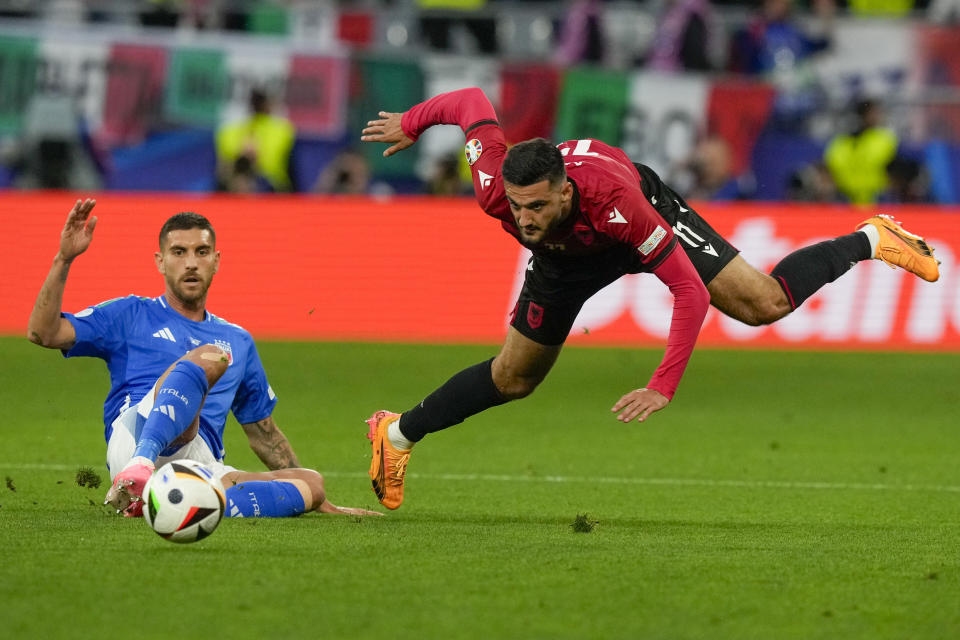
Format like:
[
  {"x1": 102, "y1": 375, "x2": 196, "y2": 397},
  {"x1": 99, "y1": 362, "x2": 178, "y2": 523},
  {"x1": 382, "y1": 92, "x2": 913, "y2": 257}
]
[{"x1": 6, "y1": 193, "x2": 959, "y2": 350}]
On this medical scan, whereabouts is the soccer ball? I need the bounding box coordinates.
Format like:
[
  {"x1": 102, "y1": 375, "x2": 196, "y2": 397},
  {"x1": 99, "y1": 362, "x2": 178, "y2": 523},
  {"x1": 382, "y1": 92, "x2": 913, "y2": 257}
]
[{"x1": 142, "y1": 460, "x2": 226, "y2": 543}]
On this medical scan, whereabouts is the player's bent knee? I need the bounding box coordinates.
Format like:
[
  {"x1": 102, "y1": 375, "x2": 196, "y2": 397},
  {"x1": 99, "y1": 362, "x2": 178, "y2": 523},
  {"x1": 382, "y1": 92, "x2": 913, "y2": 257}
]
[
  {"x1": 186, "y1": 344, "x2": 230, "y2": 383},
  {"x1": 296, "y1": 470, "x2": 326, "y2": 510},
  {"x1": 731, "y1": 295, "x2": 791, "y2": 327},
  {"x1": 495, "y1": 375, "x2": 542, "y2": 400},
  {"x1": 225, "y1": 480, "x2": 307, "y2": 518},
  {"x1": 753, "y1": 297, "x2": 792, "y2": 325}
]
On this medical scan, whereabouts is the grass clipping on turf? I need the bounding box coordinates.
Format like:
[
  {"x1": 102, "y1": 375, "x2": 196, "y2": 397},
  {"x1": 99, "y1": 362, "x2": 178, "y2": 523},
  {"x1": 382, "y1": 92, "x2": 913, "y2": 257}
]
[
  {"x1": 75, "y1": 467, "x2": 101, "y2": 489},
  {"x1": 570, "y1": 513, "x2": 598, "y2": 533}
]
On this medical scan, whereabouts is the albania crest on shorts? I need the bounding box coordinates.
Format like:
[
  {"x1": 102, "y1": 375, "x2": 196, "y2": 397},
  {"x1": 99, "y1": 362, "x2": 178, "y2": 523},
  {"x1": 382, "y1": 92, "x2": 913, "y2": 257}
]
[{"x1": 527, "y1": 302, "x2": 544, "y2": 329}]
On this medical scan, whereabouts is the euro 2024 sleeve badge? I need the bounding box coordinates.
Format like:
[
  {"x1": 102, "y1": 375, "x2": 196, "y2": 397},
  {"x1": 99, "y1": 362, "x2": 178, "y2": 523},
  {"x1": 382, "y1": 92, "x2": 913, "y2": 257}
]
[{"x1": 464, "y1": 138, "x2": 483, "y2": 166}]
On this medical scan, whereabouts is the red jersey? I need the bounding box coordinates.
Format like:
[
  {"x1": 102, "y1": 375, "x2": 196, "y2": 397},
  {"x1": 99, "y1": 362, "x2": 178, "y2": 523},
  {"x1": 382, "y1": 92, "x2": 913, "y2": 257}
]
[
  {"x1": 402, "y1": 89, "x2": 676, "y2": 268},
  {"x1": 400, "y1": 88, "x2": 710, "y2": 400}
]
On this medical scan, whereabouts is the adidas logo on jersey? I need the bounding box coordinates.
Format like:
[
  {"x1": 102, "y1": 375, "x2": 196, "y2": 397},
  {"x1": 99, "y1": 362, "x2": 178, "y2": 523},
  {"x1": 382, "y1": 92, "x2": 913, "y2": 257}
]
[{"x1": 152, "y1": 327, "x2": 176, "y2": 342}]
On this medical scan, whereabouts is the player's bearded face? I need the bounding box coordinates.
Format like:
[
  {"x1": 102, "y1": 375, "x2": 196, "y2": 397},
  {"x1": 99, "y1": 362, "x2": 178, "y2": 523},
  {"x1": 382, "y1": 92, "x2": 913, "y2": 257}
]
[
  {"x1": 504, "y1": 179, "x2": 573, "y2": 247},
  {"x1": 156, "y1": 229, "x2": 220, "y2": 306}
]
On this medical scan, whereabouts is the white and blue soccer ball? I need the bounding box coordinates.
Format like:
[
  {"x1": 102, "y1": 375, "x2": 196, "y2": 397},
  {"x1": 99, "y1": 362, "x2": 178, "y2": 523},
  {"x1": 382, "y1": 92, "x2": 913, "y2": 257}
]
[{"x1": 142, "y1": 460, "x2": 226, "y2": 543}]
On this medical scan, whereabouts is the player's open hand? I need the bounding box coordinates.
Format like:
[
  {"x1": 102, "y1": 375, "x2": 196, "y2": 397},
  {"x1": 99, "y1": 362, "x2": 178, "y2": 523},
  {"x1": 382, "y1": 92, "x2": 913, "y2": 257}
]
[
  {"x1": 361, "y1": 111, "x2": 414, "y2": 157},
  {"x1": 612, "y1": 388, "x2": 669, "y2": 423},
  {"x1": 59, "y1": 198, "x2": 97, "y2": 262}
]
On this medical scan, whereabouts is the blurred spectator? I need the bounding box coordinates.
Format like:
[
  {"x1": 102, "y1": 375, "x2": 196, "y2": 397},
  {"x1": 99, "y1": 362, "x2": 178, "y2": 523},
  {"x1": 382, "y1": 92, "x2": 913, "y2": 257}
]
[
  {"x1": 182, "y1": 0, "x2": 221, "y2": 30},
  {"x1": 671, "y1": 135, "x2": 755, "y2": 201},
  {"x1": 139, "y1": 0, "x2": 222, "y2": 30},
  {"x1": 0, "y1": 0, "x2": 37, "y2": 19},
  {"x1": 884, "y1": 156, "x2": 931, "y2": 204},
  {"x1": 928, "y1": 0, "x2": 960, "y2": 22},
  {"x1": 786, "y1": 161, "x2": 841, "y2": 202},
  {"x1": 221, "y1": 155, "x2": 272, "y2": 193},
  {"x1": 3, "y1": 95, "x2": 103, "y2": 190},
  {"x1": 644, "y1": 0, "x2": 723, "y2": 72},
  {"x1": 215, "y1": 88, "x2": 296, "y2": 193},
  {"x1": 554, "y1": 0, "x2": 606, "y2": 66},
  {"x1": 824, "y1": 98, "x2": 898, "y2": 205},
  {"x1": 139, "y1": 0, "x2": 181, "y2": 27},
  {"x1": 848, "y1": 0, "x2": 918, "y2": 17},
  {"x1": 418, "y1": 0, "x2": 498, "y2": 55},
  {"x1": 426, "y1": 152, "x2": 472, "y2": 196},
  {"x1": 729, "y1": 0, "x2": 834, "y2": 75},
  {"x1": 314, "y1": 148, "x2": 373, "y2": 195}
]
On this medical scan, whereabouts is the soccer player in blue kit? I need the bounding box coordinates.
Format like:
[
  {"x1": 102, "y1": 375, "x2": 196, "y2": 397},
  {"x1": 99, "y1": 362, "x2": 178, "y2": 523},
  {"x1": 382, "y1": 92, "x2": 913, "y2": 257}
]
[{"x1": 28, "y1": 199, "x2": 379, "y2": 518}]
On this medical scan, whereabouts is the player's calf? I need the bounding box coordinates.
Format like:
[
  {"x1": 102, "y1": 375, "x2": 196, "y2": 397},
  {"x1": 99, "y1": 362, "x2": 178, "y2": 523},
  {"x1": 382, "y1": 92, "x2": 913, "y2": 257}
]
[
  {"x1": 133, "y1": 359, "x2": 209, "y2": 462},
  {"x1": 224, "y1": 480, "x2": 308, "y2": 518}
]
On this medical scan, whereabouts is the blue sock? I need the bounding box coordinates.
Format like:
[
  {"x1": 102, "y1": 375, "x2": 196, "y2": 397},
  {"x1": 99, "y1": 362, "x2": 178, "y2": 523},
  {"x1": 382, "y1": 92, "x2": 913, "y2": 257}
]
[
  {"x1": 225, "y1": 481, "x2": 307, "y2": 518},
  {"x1": 133, "y1": 360, "x2": 209, "y2": 462}
]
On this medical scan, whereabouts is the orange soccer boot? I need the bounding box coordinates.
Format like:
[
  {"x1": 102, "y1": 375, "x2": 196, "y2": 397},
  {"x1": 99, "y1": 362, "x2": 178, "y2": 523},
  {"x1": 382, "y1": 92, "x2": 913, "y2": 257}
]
[
  {"x1": 857, "y1": 214, "x2": 940, "y2": 282},
  {"x1": 365, "y1": 410, "x2": 410, "y2": 510}
]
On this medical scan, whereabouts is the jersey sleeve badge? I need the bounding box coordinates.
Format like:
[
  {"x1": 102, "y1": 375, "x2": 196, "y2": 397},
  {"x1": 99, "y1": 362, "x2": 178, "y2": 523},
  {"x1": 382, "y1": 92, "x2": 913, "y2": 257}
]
[
  {"x1": 464, "y1": 138, "x2": 483, "y2": 165},
  {"x1": 638, "y1": 225, "x2": 667, "y2": 256}
]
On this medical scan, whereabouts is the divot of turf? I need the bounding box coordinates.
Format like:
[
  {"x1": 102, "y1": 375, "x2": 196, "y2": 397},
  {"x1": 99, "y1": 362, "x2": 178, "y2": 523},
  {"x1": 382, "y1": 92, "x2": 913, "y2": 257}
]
[
  {"x1": 570, "y1": 513, "x2": 598, "y2": 533},
  {"x1": 75, "y1": 466, "x2": 102, "y2": 489}
]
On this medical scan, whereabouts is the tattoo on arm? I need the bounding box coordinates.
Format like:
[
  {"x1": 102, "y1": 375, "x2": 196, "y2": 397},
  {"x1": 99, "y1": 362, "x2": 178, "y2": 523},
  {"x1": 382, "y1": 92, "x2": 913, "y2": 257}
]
[
  {"x1": 242, "y1": 417, "x2": 301, "y2": 470},
  {"x1": 28, "y1": 257, "x2": 75, "y2": 349}
]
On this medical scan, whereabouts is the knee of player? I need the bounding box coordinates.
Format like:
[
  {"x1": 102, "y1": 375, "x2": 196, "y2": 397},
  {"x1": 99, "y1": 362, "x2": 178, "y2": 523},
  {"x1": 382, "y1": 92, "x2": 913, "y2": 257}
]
[
  {"x1": 188, "y1": 344, "x2": 230, "y2": 380},
  {"x1": 752, "y1": 296, "x2": 791, "y2": 326},
  {"x1": 494, "y1": 374, "x2": 541, "y2": 400},
  {"x1": 300, "y1": 469, "x2": 326, "y2": 509}
]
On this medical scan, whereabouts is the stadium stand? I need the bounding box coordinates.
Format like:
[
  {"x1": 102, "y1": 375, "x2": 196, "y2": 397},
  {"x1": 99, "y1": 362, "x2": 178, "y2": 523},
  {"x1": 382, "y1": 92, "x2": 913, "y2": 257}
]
[{"x1": 0, "y1": 0, "x2": 958, "y2": 202}]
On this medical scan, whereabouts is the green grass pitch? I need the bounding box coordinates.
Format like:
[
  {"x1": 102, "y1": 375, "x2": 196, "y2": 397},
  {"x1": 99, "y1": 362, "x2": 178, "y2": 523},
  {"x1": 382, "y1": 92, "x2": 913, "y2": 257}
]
[{"x1": 1, "y1": 336, "x2": 958, "y2": 639}]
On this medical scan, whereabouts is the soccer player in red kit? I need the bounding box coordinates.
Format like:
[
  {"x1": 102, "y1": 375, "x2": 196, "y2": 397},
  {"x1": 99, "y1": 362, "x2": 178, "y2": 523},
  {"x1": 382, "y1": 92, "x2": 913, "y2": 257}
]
[{"x1": 360, "y1": 87, "x2": 940, "y2": 510}]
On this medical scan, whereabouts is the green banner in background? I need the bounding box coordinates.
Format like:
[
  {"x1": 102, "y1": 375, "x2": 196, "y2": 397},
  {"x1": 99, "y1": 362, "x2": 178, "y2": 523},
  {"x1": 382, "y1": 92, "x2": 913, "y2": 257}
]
[
  {"x1": 0, "y1": 36, "x2": 38, "y2": 135},
  {"x1": 164, "y1": 48, "x2": 227, "y2": 127},
  {"x1": 350, "y1": 56, "x2": 425, "y2": 178},
  {"x1": 554, "y1": 67, "x2": 629, "y2": 146}
]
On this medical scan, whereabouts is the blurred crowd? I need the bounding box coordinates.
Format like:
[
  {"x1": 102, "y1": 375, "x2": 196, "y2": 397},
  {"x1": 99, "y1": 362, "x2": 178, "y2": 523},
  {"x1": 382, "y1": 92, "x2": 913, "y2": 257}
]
[{"x1": 0, "y1": 0, "x2": 953, "y2": 204}]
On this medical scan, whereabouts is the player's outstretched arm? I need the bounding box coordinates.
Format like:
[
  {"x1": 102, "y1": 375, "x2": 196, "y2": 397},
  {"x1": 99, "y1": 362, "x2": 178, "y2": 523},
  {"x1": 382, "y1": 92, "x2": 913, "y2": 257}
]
[
  {"x1": 361, "y1": 111, "x2": 415, "y2": 157},
  {"x1": 611, "y1": 249, "x2": 710, "y2": 423},
  {"x1": 27, "y1": 198, "x2": 97, "y2": 349},
  {"x1": 240, "y1": 416, "x2": 302, "y2": 470}
]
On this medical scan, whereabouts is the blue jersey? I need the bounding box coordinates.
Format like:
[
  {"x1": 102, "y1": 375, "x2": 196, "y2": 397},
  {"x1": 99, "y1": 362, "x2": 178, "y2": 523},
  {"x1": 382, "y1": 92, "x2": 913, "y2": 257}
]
[{"x1": 63, "y1": 295, "x2": 277, "y2": 460}]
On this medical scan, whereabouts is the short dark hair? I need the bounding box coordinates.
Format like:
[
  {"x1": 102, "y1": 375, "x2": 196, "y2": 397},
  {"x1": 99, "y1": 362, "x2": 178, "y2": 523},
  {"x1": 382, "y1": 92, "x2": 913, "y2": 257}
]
[
  {"x1": 159, "y1": 212, "x2": 216, "y2": 249},
  {"x1": 502, "y1": 138, "x2": 566, "y2": 188}
]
